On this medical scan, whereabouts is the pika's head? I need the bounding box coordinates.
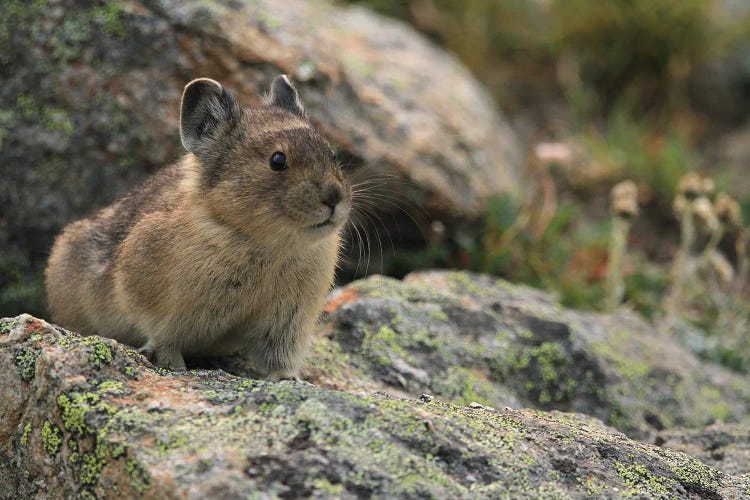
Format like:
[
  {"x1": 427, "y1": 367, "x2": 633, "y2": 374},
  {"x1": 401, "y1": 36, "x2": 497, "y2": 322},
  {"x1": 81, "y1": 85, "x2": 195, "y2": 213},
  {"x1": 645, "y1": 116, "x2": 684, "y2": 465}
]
[{"x1": 179, "y1": 75, "x2": 351, "y2": 245}]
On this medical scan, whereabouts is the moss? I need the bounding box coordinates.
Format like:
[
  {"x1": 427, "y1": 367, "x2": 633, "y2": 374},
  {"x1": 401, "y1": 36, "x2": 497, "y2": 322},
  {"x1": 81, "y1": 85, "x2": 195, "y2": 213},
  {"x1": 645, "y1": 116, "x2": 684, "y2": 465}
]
[
  {"x1": 20, "y1": 421, "x2": 32, "y2": 446},
  {"x1": 81, "y1": 336, "x2": 113, "y2": 368},
  {"x1": 41, "y1": 420, "x2": 62, "y2": 456},
  {"x1": 14, "y1": 347, "x2": 41, "y2": 381}
]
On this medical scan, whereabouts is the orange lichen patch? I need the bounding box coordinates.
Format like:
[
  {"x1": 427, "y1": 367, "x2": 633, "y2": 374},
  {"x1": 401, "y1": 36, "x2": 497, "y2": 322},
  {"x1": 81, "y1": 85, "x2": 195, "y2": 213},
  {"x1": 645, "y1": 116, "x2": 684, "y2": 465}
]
[
  {"x1": 18, "y1": 317, "x2": 46, "y2": 339},
  {"x1": 119, "y1": 373, "x2": 207, "y2": 410},
  {"x1": 325, "y1": 288, "x2": 359, "y2": 313}
]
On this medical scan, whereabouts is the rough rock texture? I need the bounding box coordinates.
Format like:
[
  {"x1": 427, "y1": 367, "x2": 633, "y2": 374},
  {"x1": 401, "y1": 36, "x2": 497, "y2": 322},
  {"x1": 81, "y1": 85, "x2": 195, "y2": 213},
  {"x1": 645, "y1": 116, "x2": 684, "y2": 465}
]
[
  {"x1": 299, "y1": 271, "x2": 750, "y2": 441},
  {"x1": 3, "y1": 314, "x2": 750, "y2": 499},
  {"x1": 0, "y1": 0, "x2": 522, "y2": 316},
  {"x1": 657, "y1": 423, "x2": 750, "y2": 477}
]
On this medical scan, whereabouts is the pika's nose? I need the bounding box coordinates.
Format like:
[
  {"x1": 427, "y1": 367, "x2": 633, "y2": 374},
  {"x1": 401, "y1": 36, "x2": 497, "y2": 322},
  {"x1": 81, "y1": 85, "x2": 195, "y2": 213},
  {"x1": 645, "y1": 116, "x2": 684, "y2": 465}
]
[{"x1": 322, "y1": 185, "x2": 342, "y2": 213}]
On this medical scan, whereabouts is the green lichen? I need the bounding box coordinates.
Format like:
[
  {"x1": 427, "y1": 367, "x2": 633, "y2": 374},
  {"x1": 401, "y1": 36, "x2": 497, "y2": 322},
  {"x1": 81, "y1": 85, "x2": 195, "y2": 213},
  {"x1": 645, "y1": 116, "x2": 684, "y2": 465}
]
[
  {"x1": 57, "y1": 394, "x2": 90, "y2": 434},
  {"x1": 125, "y1": 458, "x2": 150, "y2": 494},
  {"x1": 75, "y1": 490, "x2": 96, "y2": 500},
  {"x1": 409, "y1": 327, "x2": 446, "y2": 350},
  {"x1": 362, "y1": 325, "x2": 409, "y2": 366},
  {"x1": 666, "y1": 453, "x2": 722, "y2": 493},
  {"x1": 48, "y1": 1, "x2": 126, "y2": 64},
  {"x1": 79, "y1": 436, "x2": 109, "y2": 485},
  {"x1": 92, "y1": 1, "x2": 126, "y2": 37},
  {"x1": 154, "y1": 432, "x2": 190, "y2": 455},
  {"x1": 0, "y1": 317, "x2": 17, "y2": 334},
  {"x1": 123, "y1": 365, "x2": 139, "y2": 379},
  {"x1": 432, "y1": 366, "x2": 495, "y2": 407},
  {"x1": 698, "y1": 386, "x2": 730, "y2": 422},
  {"x1": 14, "y1": 94, "x2": 74, "y2": 136},
  {"x1": 68, "y1": 438, "x2": 81, "y2": 464},
  {"x1": 615, "y1": 461, "x2": 677, "y2": 498},
  {"x1": 448, "y1": 271, "x2": 489, "y2": 297},
  {"x1": 97, "y1": 380, "x2": 124, "y2": 394},
  {"x1": 580, "y1": 476, "x2": 607, "y2": 495},
  {"x1": 428, "y1": 309, "x2": 449, "y2": 323},
  {"x1": 82, "y1": 336, "x2": 114, "y2": 368},
  {"x1": 312, "y1": 478, "x2": 344, "y2": 495},
  {"x1": 41, "y1": 420, "x2": 62, "y2": 456},
  {"x1": 111, "y1": 442, "x2": 126, "y2": 458},
  {"x1": 57, "y1": 392, "x2": 115, "y2": 434},
  {"x1": 530, "y1": 342, "x2": 577, "y2": 404},
  {"x1": 14, "y1": 346, "x2": 41, "y2": 381},
  {"x1": 20, "y1": 421, "x2": 31, "y2": 446}
]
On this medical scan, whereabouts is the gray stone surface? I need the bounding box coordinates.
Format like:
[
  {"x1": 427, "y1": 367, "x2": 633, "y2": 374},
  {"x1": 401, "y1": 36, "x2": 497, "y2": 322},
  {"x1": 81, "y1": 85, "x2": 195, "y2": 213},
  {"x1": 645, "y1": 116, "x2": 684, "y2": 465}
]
[{"x1": 2, "y1": 312, "x2": 749, "y2": 499}]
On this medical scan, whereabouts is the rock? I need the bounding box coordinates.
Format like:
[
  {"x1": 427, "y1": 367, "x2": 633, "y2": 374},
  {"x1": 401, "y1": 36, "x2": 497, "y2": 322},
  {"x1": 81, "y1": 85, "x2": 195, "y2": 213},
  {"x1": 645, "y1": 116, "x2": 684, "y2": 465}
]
[
  {"x1": 0, "y1": 0, "x2": 522, "y2": 316},
  {"x1": 658, "y1": 423, "x2": 750, "y2": 477},
  {"x1": 302, "y1": 271, "x2": 750, "y2": 440},
  {"x1": 2, "y1": 314, "x2": 749, "y2": 498}
]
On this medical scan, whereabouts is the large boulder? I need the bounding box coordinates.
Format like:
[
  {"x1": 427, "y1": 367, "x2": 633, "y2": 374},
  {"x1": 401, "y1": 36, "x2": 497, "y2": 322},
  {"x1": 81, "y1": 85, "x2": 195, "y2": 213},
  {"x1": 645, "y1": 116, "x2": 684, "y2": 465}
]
[
  {"x1": 299, "y1": 271, "x2": 750, "y2": 441},
  {"x1": 0, "y1": 0, "x2": 522, "y2": 316},
  {"x1": 657, "y1": 423, "x2": 750, "y2": 477},
  {"x1": 2, "y1": 314, "x2": 749, "y2": 498}
]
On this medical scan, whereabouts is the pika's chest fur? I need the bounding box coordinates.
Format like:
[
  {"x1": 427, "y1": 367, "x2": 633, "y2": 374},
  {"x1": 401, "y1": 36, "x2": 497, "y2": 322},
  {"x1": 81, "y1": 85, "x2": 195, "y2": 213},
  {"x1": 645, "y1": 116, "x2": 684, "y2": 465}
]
[{"x1": 112, "y1": 196, "x2": 338, "y2": 354}]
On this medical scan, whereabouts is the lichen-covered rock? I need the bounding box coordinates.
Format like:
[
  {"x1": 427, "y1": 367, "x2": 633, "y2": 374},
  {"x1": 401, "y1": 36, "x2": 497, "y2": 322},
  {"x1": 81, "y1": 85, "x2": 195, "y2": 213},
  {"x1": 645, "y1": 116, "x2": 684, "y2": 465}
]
[
  {"x1": 301, "y1": 271, "x2": 750, "y2": 441},
  {"x1": 0, "y1": 0, "x2": 522, "y2": 316},
  {"x1": 658, "y1": 423, "x2": 750, "y2": 477},
  {"x1": 2, "y1": 315, "x2": 750, "y2": 498}
]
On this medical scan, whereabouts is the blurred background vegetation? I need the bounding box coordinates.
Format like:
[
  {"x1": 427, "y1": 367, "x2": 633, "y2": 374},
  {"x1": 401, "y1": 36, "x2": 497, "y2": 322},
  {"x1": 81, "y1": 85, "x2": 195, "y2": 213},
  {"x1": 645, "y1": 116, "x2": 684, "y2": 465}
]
[{"x1": 348, "y1": 0, "x2": 750, "y2": 369}]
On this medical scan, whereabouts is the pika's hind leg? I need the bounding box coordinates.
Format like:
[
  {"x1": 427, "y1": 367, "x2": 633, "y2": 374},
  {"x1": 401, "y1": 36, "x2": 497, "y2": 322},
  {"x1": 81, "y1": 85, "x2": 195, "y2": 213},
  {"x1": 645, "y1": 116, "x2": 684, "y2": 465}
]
[{"x1": 138, "y1": 339, "x2": 186, "y2": 371}]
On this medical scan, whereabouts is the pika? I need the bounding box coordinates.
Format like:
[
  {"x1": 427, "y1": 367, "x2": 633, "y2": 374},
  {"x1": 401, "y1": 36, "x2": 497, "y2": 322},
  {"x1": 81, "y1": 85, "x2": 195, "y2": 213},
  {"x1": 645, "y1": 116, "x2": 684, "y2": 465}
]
[{"x1": 45, "y1": 75, "x2": 351, "y2": 377}]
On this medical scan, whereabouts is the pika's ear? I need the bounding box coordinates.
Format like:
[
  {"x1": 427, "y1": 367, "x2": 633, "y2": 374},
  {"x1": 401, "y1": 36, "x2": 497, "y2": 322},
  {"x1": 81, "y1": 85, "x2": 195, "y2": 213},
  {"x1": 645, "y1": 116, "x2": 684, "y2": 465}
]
[
  {"x1": 269, "y1": 75, "x2": 305, "y2": 117},
  {"x1": 180, "y1": 78, "x2": 241, "y2": 153}
]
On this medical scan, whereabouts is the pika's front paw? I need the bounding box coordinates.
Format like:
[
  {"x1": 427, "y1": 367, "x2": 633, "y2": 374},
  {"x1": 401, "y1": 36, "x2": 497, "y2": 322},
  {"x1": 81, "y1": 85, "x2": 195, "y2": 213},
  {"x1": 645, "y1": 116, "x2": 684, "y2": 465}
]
[{"x1": 138, "y1": 342, "x2": 186, "y2": 371}]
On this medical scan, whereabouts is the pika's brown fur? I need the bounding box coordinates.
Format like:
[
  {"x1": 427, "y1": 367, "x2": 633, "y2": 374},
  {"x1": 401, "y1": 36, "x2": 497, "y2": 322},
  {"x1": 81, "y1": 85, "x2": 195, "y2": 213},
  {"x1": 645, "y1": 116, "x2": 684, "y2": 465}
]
[{"x1": 45, "y1": 76, "x2": 351, "y2": 376}]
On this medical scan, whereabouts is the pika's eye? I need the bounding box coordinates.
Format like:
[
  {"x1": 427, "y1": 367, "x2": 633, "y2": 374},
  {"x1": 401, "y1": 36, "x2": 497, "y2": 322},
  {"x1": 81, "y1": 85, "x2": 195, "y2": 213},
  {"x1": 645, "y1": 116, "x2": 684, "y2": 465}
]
[{"x1": 269, "y1": 151, "x2": 287, "y2": 172}]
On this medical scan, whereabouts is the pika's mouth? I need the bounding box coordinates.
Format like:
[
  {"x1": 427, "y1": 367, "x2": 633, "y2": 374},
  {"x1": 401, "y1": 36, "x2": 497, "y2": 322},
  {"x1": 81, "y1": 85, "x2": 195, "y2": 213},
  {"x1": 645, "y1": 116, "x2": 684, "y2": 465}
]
[{"x1": 307, "y1": 219, "x2": 334, "y2": 231}]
